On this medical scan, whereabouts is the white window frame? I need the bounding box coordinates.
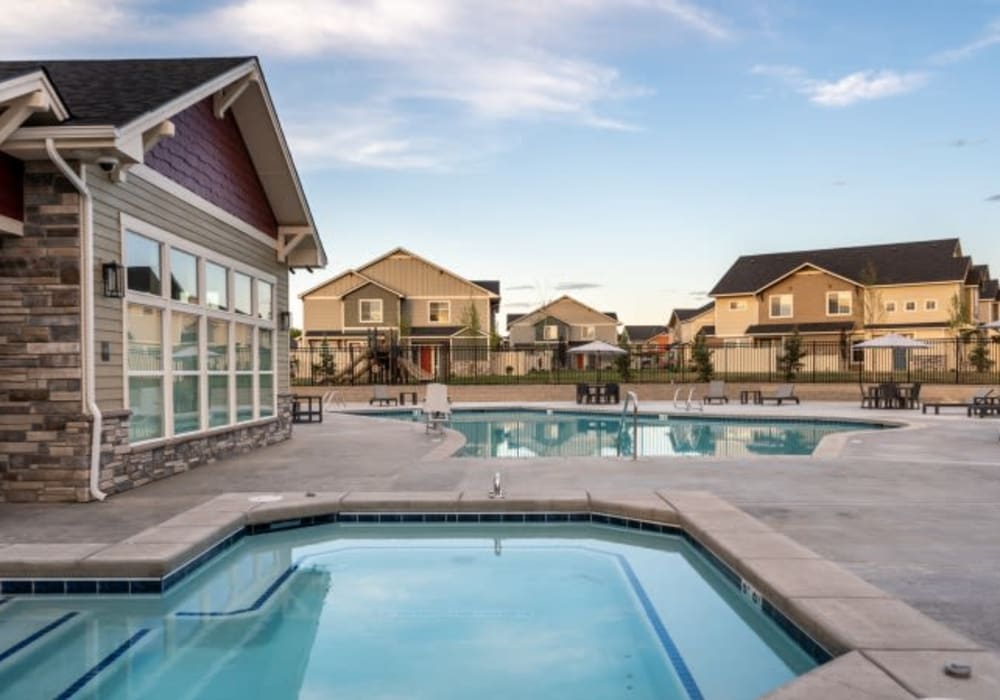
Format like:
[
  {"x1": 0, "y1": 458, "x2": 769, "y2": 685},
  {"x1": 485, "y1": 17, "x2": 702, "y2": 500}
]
[
  {"x1": 768, "y1": 294, "x2": 793, "y2": 319},
  {"x1": 428, "y1": 300, "x2": 451, "y2": 323},
  {"x1": 885, "y1": 301, "x2": 897, "y2": 313},
  {"x1": 924, "y1": 299, "x2": 938, "y2": 311},
  {"x1": 904, "y1": 300, "x2": 917, "y2": 312},
  {"x1": 825, "y1": 291, "x2": 852, "y2": 317},
  {"x1": 359, "y1": 298, "x2": 383, "y2": 323},
  {"x1": 121, "y1": 215, "x2": 278, "y2": 446},
  {"x1": 581, "y1": 325, "x2": 596, "y2": 340},
  {"x1": 543, "y1": 325, "x2": 559, "y2": 341},
  {"x1": 728, "y1": 300, "x2": 747, "y2": 311}
]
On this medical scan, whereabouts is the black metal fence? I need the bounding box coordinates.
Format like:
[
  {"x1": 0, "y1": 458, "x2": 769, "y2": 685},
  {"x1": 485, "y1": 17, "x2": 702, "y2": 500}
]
[{"x1": 290, "y1": 338, "x2": 1000, "y2": 386}]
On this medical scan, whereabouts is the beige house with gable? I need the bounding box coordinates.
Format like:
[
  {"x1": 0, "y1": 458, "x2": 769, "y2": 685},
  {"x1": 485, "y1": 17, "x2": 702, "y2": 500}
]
[{"x1": 507, "y1": 295, "x2": 619, "y2": 351}]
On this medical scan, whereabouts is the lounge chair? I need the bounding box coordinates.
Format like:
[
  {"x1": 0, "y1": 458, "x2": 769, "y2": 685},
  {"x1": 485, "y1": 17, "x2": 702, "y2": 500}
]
[
  {"x1": 922, "y1": 387, "x2": 994, "y2": 414},
  {"x1": 759, "y1": 384, "x2": 800, "y2": 405},
  {"x1": 422, "y1": 382, "x2": 451, "y2": 432},
  {"x1": 369, "y1": 385, "x2": 397, "y2": 406},
  {"x1": 702, "y1": 380, "x2": 729, "y2": 405}
]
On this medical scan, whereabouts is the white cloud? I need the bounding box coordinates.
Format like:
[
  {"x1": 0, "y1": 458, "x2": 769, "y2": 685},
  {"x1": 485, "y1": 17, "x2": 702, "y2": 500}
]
[
  {"x1": 930, "y1": 18, "x2": 1000, "y2": 65},
  {"x1": 752, "y1": 64, "x2": 928, "y2": 107},
  {"x1": 0, "y1": 0, "x2": 133, "y2": 54}
]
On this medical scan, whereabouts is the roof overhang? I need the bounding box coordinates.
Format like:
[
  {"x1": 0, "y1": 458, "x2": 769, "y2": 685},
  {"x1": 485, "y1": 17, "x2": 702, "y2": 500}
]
[
  {"x1": 750, "y1": 262, "x2": 860, "y2": 296},
  {"x1": 0, "y1": 70, "x2": 69, "y2": 144},
  {"x1": 1, "y1": 60, "x2": 326, "y2": 269}
]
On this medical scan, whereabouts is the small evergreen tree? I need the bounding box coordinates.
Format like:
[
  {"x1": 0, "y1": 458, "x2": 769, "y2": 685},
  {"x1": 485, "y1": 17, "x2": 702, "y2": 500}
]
[
  {"x1": 312, "y1": 337, "x2": 337, "y2": 384},
  {"x1": 777, "y1": 330, "x2": 806, "y2": 380},
  {"x1": 969, "y1": 330, "x2": 994, "y2": 373},
  {"x1": 690, "y1": 333, "x2": 714, "y2": 382},
  {"x1": 615, "y1": 333, "x2": 633, "y2": 382},
  {"x1": 461, "y1": 301, "x2": 481, "y2": 334}
]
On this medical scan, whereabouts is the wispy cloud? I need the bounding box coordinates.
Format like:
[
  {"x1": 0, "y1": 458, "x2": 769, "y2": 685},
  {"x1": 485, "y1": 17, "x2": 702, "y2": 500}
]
[
  {"x1": 948, "y1": 138, "x2": 987, "y2": 148},
  {"x1": 986, "y1": 194, "x2": 1000, "y2": 203},
  {"x1": 752, "y1": 65, "x2": 928, "y2": 107},
  {"x1": 505, "y1": 284, "x2": 537, "y2": 292},
  {"x1": 930, "y1": 19, "x2": 1000, "y2": 65},
  {"x1": 554, "y1": 282, "x2": 603, "y2": 291}
]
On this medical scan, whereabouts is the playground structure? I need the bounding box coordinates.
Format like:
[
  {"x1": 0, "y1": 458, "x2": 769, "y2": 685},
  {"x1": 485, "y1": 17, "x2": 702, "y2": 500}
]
[{"x1": 299, "y1": 329, "x2": 438, "y2": 385}]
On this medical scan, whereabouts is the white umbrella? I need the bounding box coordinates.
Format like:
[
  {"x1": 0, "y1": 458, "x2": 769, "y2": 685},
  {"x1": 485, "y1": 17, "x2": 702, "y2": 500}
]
[
  {"x1": 567, "y1": 340, "x2": 627, "y2": 355},
  {"x1": 981, "y1": 320, "x2": 1000, "y2": 330},
  {"x1": 852, "y1": 333, "x2": 930, "y2": 349}
]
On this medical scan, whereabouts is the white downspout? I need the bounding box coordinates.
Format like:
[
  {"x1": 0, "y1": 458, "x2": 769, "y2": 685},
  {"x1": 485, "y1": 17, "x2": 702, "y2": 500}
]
[{"x1": 45, "y1": 138, "x2": 107, "y2": 501}]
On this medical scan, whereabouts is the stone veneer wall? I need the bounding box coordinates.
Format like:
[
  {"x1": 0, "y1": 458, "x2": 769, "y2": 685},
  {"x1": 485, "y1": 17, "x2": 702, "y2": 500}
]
[
  {"x1": 96, "y1": 395, "x2": 294, "y2": 495},
  {"x1": 0, "y1": 161, "x2": 91, "y2": 503}
]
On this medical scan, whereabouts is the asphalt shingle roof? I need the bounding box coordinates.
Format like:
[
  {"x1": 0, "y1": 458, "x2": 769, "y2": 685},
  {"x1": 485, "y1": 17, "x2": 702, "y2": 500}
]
[
  {"x1": 0, "y1": 58, "x2": 251, "y2": 127},
  {"x1": 672, "y1": 301, "x2": 714, "y2": 321},
  {"x1": 709, "y1": 239, "x2": 968, "y2": 296},
  {"x1": 624, "y1": 325, "x2": 668, "y2": 342}
]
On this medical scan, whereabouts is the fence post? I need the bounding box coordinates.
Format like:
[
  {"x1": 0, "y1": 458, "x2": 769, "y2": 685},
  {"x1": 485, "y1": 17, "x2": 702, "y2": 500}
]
[{"x1": 954, "y1": 338, "x2": 960, "y2": 384}]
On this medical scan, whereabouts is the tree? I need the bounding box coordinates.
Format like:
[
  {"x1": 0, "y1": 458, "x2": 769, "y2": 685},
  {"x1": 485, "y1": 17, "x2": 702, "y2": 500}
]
[
  {"x1": 690, "y1": 333, "x2": 714, "y2": 382},
  {"x1": 969, "y1": 330, "x2": 994, "y2": 373},
  {"x1": 489, "y1": 328, "x2": 502, "y2": 351},
  {"x1": 859, "y1": 261, "x2": 884, "y2": 328},
  {"x1": 776, "y1": 329, "x2": 806, "y2": 380},
  {"x1": 461, "y1": 301, "x2": 481, "y2": 335},
  {"x1": 947, "y1": 293, "x2": 972, "y2": 336},
  {"x1": 615, "y1": 333, "x2": 633, "y2": 382},
  {"x1": 289, "y1": 327, "x2": 302, "y2": 340},
  {"x1": 312, "y1": 337, "x2": 336, "y2": 384}
]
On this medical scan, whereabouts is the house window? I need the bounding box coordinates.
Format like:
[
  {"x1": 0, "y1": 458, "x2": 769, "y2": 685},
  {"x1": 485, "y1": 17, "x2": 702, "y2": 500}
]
[
  {"x1": 359, "y1": 299, "x2": 383, "y2": 323},
  {"x1": 543, "y1": 325, "x2": 559, "y2": 341},
  {"x1": 125, "y1": 232, "x2": 162, "y2": 295},
  {"x1": 904, "y1": 300, "x2": 917, "y2": 312},
  {"x1": 170, "y1": 249, "x2": 198, "y2": 304},
  {"x1": 885, "y1": 301, "x2": 897, "y2": 313},
  {"x1": 769, "y1": 294, "x2": 793, "y2": 318},
  {"x1": 582, "y1": 326, "x2": 596, "y2": 340},
  {"x1": 123, "y1": 219, "x2": 277, "y2": 443},
  {"x1": 429, "y1": 301, "x2": 450, "y2": 323},
  {"x1": 729, "y1": 300, "x2": 747, "y2": 311},
  {"x1": 826, "y1": 291, "x2": 852, "y2": 316},
  {"x1": 925, "y1": 299, "x2": 938, "y2": 311}
]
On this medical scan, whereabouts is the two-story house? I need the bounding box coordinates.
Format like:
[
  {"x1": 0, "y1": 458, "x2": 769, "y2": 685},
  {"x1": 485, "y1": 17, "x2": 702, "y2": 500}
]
[
  {"x1": 300, "y1": 247, "x2": 500, "y2": 377},
  {"x1": 0, "y1": 58, "x2": 325, "y2": 502},
  {"x1": 507, "y1": 295, "x2": 619, "y2": 357},
  {"x1": 708, "y1": 239, "x2": 985, "y2": 344},
  {"x1": 623, "y1": 325, "x2": 671, "y2": 351}
]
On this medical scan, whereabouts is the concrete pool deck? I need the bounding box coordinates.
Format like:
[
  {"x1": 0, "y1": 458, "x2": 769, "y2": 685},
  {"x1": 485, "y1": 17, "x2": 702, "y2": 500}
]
[{"x1": 1, "y1": 400, "x2": 999, "y2": 695}]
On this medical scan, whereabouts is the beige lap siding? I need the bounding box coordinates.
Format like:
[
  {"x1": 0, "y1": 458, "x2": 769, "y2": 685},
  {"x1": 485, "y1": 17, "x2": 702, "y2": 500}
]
[{"x1": 88, "y1": 164, "x2": 290, "y2": 412}]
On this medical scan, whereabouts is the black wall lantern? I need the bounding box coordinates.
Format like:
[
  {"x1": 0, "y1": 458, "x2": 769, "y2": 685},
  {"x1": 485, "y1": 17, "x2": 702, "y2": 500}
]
[
  {"x1": 279, "y1": 311, "x2": 291, "y2": 331},
  {"x1": 102, "y1": 261, "x2": 125, "y2": 298}
]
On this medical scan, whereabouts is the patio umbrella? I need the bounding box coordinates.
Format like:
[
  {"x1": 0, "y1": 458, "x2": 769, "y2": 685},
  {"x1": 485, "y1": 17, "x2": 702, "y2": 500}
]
[
  {"x1": 567, "y1": 340, "x2": 626, "y2": 378},
  {"x1": 981, "y1": 320, "x2": 1000, "y2": 330},
  {"x1": 853, "y1": 334, "x2": 930, "y2": 387}
]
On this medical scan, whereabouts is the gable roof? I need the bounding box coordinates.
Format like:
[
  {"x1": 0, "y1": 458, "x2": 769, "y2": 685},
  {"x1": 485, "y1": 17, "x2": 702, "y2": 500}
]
[
  {"x1": 0, "y1": 57, "x2": 325, "y2": 269},
  {"x1": 709, "y1": 239, "x2": 967, "y2": 296},
  {"x1": 357, "y1": 247, "x2": 500, "y2": 298},
  {"x1": 624, "y1": 325, "x2": 669, "y2": 342},
  {"x1": 510, "y1": 295, "x2": 619, "y2": 328},
  {"x1": 0, "y1": 58, "x2": 249, "y2": 127},
  {"x1": 471, "y1": 280, "x2": 500, "y2": 296},
  {"x1": 671, "y1": 301, "x2": 714, "y2": 323}
]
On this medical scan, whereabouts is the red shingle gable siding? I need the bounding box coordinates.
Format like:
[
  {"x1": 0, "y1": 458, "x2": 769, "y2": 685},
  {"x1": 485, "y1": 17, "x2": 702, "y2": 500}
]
[
  {"x1": 0, "y1": 152, "x2": 24, "y2": 222},
  {"x1": 145, "y1": 97, "x2": 278, "y2": 237}
]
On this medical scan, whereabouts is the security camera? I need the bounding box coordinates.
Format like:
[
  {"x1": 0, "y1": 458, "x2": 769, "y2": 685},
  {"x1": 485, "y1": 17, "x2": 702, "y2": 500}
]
[{"x1": 96, "y1": 156, "x2": 119, "y2": 173}]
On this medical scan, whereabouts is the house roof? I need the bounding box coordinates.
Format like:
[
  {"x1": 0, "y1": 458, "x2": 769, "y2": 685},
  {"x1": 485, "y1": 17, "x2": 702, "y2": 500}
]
[
  {"x1": 409, "y1": 326, "x2": 475, "y2": 338},
  {"x1": 624, "y1": 325, "x2": 669, "y2": 342},
  {"x1": 510, "y1": 295, "x2": 619, "y2": 328},
  {"x1": 0, "y1": 57, "x2": 326, "y2": 269},
  {"x1": 709, "y1": 239, "x2": 968, "y2": 296},
  {"x1": 506, "y1": 313, "x2": 526, "y2": 327},
  {"x1": 358, "y1": 247, "x2": 500, "y2": 299},
  {"x1": 0, "y1": 58, "x2": 249, "y2": 127},
  {"x1": 745, "y1": 321, "x2": 855, "y2": 335},
  {"x1": 471, "y1": 280, "x2": 501, "y2": 295},
  {"x1": 982, "y1": 279, "x2": 1000, "y2": 300},
  {"x1": 671, "y1": 301, "x2": 714, "y2": 322}
]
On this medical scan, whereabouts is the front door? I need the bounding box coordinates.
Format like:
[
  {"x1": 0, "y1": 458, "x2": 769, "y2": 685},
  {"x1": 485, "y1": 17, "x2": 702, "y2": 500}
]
[{"x1": 420, "y1": 346, "x2": 433, "y2": 374}]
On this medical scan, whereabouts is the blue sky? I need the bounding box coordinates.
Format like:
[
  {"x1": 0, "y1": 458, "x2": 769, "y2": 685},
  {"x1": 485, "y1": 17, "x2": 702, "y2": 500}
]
[{"x1": 5, "y1": 1, "x2": 999, "y2": 327}]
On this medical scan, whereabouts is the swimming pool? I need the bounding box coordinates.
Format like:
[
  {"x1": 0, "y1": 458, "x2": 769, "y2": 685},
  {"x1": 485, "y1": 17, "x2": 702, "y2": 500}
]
[
  {"x1": 0, "y1": 522, "x2": 824, "y2": 700},
  {"x1": 364, "y1": 409, "x2": 884, "y2": 457}
]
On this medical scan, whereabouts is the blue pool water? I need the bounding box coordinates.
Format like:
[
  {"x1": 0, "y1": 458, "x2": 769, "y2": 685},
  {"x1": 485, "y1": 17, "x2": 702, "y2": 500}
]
[
  {"x1": 0, "y1": 524, "x2": 822, "y2": 699},
  {"x1": 364, "y1": 408, "x2": 883, "y2": 457}
]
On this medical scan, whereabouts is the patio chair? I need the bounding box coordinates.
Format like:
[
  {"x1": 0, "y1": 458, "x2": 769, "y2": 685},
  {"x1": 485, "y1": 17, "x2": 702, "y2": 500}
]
[
  {"x1": 702, "y1": 380, "x2": 729, "y2": 405},
  {"x1": 759, "y1": 384, "x2": 800, "y2": 406},
  {"x1": 921, "y1": 387, "x2": 993, "y2": 414},
  {"x1": 422, "y1": 383, "x2": 451, "y2": 433},
  {"x1": 575, "y1": 383, "x2": 588, "y2": 405},
  {"x1": 369, "y1": 385, "x2": 397, "y2": 406}
]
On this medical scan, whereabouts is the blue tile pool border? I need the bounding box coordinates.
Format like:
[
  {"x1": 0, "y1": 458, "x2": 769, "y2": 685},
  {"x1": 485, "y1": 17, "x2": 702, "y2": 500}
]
[{"x1": 0, "y1": 510, "x2": 831, "y2": 667}]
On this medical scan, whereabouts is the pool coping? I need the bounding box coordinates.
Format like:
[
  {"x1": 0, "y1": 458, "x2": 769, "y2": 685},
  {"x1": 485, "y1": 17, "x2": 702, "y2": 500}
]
[{"x1": 0, "y1": 489, "x2": 995, "y2": 699}]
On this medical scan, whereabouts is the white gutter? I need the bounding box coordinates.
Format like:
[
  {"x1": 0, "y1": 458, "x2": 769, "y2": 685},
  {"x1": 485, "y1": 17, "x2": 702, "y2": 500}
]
[{"x1": 45, "y1": 138, "x2": 107, "y2": 502}]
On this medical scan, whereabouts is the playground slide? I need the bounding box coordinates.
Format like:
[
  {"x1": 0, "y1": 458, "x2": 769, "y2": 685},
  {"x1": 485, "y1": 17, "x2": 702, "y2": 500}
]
[
  {"x1": 331, "y1": 354, "x2": 369, "y2": 383},
  {"x1": 398, "y1": 357, "x2": 434, "y2": 382}
]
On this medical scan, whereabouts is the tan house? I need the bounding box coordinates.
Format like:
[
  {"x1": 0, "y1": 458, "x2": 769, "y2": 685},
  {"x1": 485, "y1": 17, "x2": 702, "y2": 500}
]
[
  {"x1": 507, "y1": 295, "x2": 619, "y2": 351},
  {"x1": 300, "y1": 247, "x2": 499, "y2": 377},
  {"x1": 623, "y1": 325, "x2": 671, "y2": 350},
  {"x1": 707, "y1": 239, "x2": 989, "y2": 344},
  {"x1": 667, "y1": 302, "x2": 715, "y2": 344},
  {"x1": 0, "y1": 58, "x2": 325, "y2": 502}
]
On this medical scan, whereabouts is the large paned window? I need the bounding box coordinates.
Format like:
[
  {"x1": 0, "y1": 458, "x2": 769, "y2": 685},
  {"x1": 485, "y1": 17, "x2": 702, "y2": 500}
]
[
  {"x1": 359, "y1": 299, "x2": 382, "y2": 323},
  {"x1": 769, "y1": 294, "x2": 793, "y2": 318},
  {"x1": 826, "y1": 291, "x2": 851, "y2": 316},
  {"x1": 429, "y1": 301, "x2": 450, "y2": 323},
  {"x1": 123, "y1": 218, "x2": 278, "y2": 443}
]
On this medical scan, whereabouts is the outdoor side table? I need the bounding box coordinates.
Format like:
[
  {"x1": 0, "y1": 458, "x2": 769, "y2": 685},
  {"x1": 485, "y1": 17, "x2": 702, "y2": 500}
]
[{"x1": 740, "y1": 389, "x2": 762, "y2": 405}]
